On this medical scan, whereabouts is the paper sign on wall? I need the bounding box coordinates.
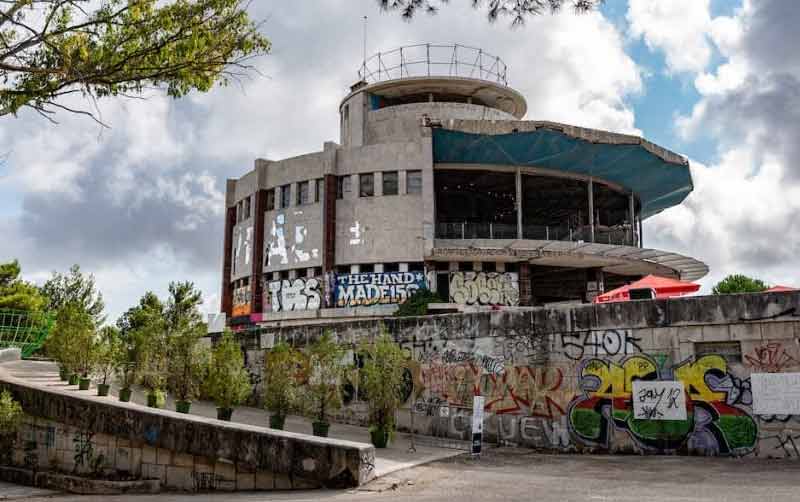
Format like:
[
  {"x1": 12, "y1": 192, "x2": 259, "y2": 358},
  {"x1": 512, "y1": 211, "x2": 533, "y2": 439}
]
[
  {"x1": 752, "y1": 372, "x2": 800, "y2": 415},
  {"x1": 632, "y1": 381, "x2": 687, "y2": 420},
  {"x1": 472, "y1": 396, "x2": 485, "y2": 455}
]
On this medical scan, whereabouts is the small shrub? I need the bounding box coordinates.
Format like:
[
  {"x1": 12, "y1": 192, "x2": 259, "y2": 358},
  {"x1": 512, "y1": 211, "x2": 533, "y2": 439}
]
[
  {"x1": 205, "y1": 332, "x2": 251, "y2": 414},
  {"x1": 394, "y1": 289, "x2": 443, "y2": 317}
]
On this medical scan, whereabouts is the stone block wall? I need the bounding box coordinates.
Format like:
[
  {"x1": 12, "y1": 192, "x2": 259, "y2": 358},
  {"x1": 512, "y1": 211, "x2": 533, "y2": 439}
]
[
  {"x1": 241, "y1": 291, "x2": 800, "y2": 458},
  {"x1": 0, "y1": 370, "x2": 375, "y2": 492}
]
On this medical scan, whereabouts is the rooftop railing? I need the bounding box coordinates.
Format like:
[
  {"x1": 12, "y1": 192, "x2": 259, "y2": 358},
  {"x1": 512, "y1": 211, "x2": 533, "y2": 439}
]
[
  {"x1": 436, "y1": 222, "x2": 639, "y2": 247},
  {"x1": 358, "y1": 44, "x2": 509, "y2": 86}
]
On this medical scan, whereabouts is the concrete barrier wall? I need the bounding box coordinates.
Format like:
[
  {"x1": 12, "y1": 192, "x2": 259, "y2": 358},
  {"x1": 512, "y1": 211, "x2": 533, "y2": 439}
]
[
  {"x1": 0, "y1": 370, "x2": 375, "y2": 492},
  {"x1": 0, "y1": 348, "x2": 21, "y2": 363},
  {"x1": 240, "y1": 292, "x2": 800, "y2": 458}
]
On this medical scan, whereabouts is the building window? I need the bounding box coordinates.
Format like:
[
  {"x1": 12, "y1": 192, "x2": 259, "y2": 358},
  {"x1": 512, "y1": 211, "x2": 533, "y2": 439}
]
[
  {"x1": 383, "y1": 263, "x2": 399, "y2": 272},
  {"x1": 244, "y1": 196, "x2": 251, "y2": 219},
  {"x1": 280, "y1": 184, "x2": 291, "y2": 209},
  {"x1": 297, "y1": 181, "x2": 309, "y2": 206},
  {"x1": 336, "y1": 265, "x2": 350, "y2": 274},
  {"x1": 314, "y1": 266, "x2": 323, "y2": 277},
  {"x1": 361, "y1": 263, "x2": 375, "y2": 273},
  {"x1": 483, "y1": 262, "x2": 496, "y2": 273},
  {"x1": 408, "y1": 262, "x2": 425, "y2": 272},
  {"x1": 695, "y1": 341, "x2": 742, "y2": 364},
  {"x1": 360, "y1": 173, "x2": 374, "y2": 197},
  {"x1": 266, "y1": 189, "x2": 275, "y2": 211},
  {"x1": 407, "y1": 170, "x2": 422, "y2": 194},
  {"x1": 337, "y1": 176, "x2": 350, "y2": 199},
  {"x1": 315, "y1": 179, "x2": 323, "y2": 203},
  {"x1": 383, "y1": 171, "x2": 399, "y2": 196}
]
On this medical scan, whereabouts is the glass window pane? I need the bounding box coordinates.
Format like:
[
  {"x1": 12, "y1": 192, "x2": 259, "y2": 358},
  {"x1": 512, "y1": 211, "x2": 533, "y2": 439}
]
[
  {"x1": 297, "y1": 181, "x2": 309, "y2": 205},
  {"x1": 407, "y1": 170, "x2": 422, "y2": 194},
  {"x1": 266, "y1": 189, "x2": 275, "y2": 211},
  {"x1": 281, "y1": 185, "x2": 291, "y2": 208},
  {"x1": 383, "y1": 171, "x2": 398, "y2": 196},
  {"x1": 360, "y1": 173, "x2": 374, "y2": 197}
]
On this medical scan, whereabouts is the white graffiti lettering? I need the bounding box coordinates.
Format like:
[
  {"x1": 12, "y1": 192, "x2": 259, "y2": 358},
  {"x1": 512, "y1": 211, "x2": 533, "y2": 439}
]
[
  {"x1": 449, "y1": 272, "x2": 519, "y2": 306},
  {"x1": 335, "y1": 272, "x2": 426, "y2": 307},
  {"x1": 267, "y1": 278, "x2": 321, "y2": 312}
]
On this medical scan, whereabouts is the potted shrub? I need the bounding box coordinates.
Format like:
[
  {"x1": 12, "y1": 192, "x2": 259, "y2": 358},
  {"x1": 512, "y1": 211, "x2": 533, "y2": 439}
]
[
  {"x1": 303, "y1": 332, "x2": 346, "y2": 437},
  {"x1": 263, "y1": 342, "x2": 300, "y2": 430},
  {"x1": 0, "y1": 390, "x2": 23, "y2": 466},
  {"x1": 205, "y1": 332, "x2": 251, "y2": 421},
  {"x1": 360, "y1": 332, "x2": 407, "y2": 448},
  {"x1": 48, "y1": 303, "x2": 91, "y2": 385},
  {"x1": 167, "y1": 325, "x2": 208, "y2": 414},
  {"x1": 94, "y1": 327, "x2": 120, "y2": 397},
  {"x1": 135, "y1": 315, "x2": 169, "y2": 409}
]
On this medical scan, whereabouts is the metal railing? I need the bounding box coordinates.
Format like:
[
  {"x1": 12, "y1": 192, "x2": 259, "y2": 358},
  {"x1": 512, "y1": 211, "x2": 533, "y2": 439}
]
[
  {"x1": 359, "y1": 44, "x2": 508, "y2": 86},
  {"x1": 436, "y1": 222, "x2": 639, "y2": 246}
]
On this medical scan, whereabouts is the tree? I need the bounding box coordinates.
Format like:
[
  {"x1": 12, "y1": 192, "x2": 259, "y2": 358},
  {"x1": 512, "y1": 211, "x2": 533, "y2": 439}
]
[
  {"x1": 205, "y1": 331, "x2": 251, "y2": 421},
  {"x1": 1, "y1": 0, "x2": 270, "y2": 124},
  {"x1": 42, "y1": 265, "x2": 105, "y2": 325},
  {"x1": 378, "y1": 0, "x2": 604, "y2": 25},
  {"x1": 395, "y1": 289, "x2": 443, "y2": 317},
  {"x1": 359, "y1": 332, "x2": 407, "y2": 447},
  {"x1": 0, "y1": 260, "x2": 46, "y2": 311},
  {"x1": 712, "y1": 274, "x2": 769, "y2": 295},
  {"x1": 263, "y1": 342, "x2": 301, "y2": 430},
  {"x1": 302, "y1": 332, "x2": 346, "y2": 437}
]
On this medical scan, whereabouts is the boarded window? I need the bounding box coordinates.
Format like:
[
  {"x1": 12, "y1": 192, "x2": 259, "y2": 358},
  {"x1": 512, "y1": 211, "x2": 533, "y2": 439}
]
[
  {"x1": 337, "y1": 176, "x2": 351, "y2": 199},
  {"x1": 694, "y1": 341, "x2": 742, "y2": 363},
  {"x1": 266, "y1": 189, "x2": 275, "y2": 211},
  {"x1": 297, "y1": 181, "x2": 309, "y2": 205},
  {"x1": 280, "y1": 184, "x2": 291, "y2": 208},
  {"x1": 360, "y1": 173, "x2": 374, "y2": 197},
  {"x1": 407, "y1": 170, "x2": 422, "y2": 194},
  {"x1": 382, "y1": 171, "x2": 399, "y2": 195}
]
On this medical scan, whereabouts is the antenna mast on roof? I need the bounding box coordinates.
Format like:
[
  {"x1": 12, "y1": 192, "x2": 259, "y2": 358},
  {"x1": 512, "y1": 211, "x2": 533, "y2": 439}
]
[{"x1": 362, "y1": 16, "x2": 368, "y2": 81}]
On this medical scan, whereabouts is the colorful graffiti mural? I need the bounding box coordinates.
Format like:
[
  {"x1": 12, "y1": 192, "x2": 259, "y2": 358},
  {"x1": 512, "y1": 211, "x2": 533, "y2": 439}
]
[
  {"x1": 232, "y1": 283, "x2": 252, "y2": 317},
  {"x1": 568, "y1": 354, "x2": 758, "y2": 454},
  {"x1": 334, "y1": 272, "x2": 427, "y2": 307}
]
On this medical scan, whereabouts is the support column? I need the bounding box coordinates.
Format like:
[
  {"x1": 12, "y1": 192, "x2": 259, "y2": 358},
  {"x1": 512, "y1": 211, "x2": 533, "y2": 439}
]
[
  {"x1": 628, "y1": 193, "x2": 636, "y2": 247},
  {"x1": 220, "y1": 206, "x2": 236, "y2": 318},
  {"x1": 588, "y1": 178, "x2": 595, "y2": 243},
  {"x1": 518, "y1": 262, "x2": 532, "y2": 306},
  {"x1": 585, "y1": 267, "x2": 604, "y2": 303},
  {"x1": 249, "y1": 190, "x2": 267, "y2": 316},
  {"x1": 639, "y1": 217, "x2": 644, "y2": 248},
  {"x1": 516, "y1": 168, "x2": 523, "y2": 239}
]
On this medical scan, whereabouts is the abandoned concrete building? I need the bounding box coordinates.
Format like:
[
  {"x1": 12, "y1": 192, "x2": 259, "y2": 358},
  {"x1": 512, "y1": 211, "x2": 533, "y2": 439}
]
[{"x1": 221, "y1": 44, "x2": 708, "y2": 328}]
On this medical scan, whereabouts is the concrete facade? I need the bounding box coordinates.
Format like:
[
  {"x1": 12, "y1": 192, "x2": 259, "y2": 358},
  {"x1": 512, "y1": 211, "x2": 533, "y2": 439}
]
[
  {"x1": 238, "y1": 292, "x2": 800, "y2": 458},
  {"x1": 221, "y1": 47, "x2": 707, "y2": 325}
]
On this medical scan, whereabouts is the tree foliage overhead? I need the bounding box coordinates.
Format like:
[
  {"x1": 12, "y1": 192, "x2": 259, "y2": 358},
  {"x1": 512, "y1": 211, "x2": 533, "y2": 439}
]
[
  {"x1": 378, "y1": 0, "x2": 604, "y2": 25},
  {"x1": 1, "y1": 0, "x2": 270, "y2": 123},
  {"x1": 0, "y1": 259, "x2": 46, "y2": 311},
  {"x1": 712, "y1": 274, "x2": 769, "y2": 295},
  {"x1": 41, "y1": 264, "x2": 105, "y2": 325}
]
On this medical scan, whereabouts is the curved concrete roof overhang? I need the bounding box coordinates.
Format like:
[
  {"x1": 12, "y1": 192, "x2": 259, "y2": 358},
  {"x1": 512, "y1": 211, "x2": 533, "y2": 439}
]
[
  {"x1": 340, "y1": 77, "x2": 528, "y2": 119},
  {"x1": 431, "y1": 239, "x2": 709, "y2": 282},
  {"x1": 432, "y1": 123, "x2": 693, "y2": 219}
]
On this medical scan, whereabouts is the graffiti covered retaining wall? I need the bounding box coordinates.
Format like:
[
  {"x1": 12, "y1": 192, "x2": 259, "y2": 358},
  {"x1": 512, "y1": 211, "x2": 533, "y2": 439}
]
[{"x1": 241, "y1": 292, "x2": 800, "y2": 458}]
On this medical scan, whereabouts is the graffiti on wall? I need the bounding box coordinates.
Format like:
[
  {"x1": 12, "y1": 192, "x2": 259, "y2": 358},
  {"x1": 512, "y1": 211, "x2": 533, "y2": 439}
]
[
  {"x1": 632, "y1": 381, "x2": 687, "y2": 420},
  {"x1": 745, "y1": 342, "x2": 800, "y2": 373},
  {"x1": 560, "y1": 330, "x2": 642, "y2": 361},
  {"x1": 449, "y1": 272, "x2": 519, "y2": 306},
  {"x1": 568, "y1": 354, "x2": 758, "y2": 454},
  {"x1": 334, "y1": 272, "x2": 427, "y2": 307},
  {"x1": 232, "y1": 225, "x2": 252, "y2": 275},
  {"x1": 751, "y1": 372, "x2": 800, "y2": 415},
  {"x1": 266, "y1": 213, "x2": 319, "y2": 268},
  {"x1": 266, "y1": 278, "x2": 322, "y2": 313},
  {"x1": 232, "y1": 283, "x2": 252, "y2": 317}
]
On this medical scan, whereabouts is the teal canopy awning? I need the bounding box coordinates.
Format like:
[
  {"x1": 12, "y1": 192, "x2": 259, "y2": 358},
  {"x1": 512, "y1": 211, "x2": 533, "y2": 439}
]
[{"x1": 432, "y1": 128, "x2": 693, "y2": 219}]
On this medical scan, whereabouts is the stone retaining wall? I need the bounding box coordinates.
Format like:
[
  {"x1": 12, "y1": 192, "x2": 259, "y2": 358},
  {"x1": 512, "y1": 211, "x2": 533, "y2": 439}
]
[{"x1": 0, "y1": 369, "x2": 375, "y2": 492}]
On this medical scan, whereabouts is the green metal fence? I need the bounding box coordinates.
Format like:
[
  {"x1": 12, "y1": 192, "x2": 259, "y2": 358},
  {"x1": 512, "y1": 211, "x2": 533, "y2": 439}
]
[{"x1": 0, "y1": 309, "x2": 53, "y2": 358}]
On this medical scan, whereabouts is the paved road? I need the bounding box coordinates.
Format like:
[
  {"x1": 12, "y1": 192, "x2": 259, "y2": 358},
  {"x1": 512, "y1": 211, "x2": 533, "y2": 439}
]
[{"x1": 7, "y1": 449, "x2": 800, "y2": 501}]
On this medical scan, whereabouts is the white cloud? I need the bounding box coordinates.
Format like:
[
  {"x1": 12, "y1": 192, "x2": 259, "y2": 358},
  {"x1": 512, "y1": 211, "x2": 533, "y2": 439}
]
[{"x1": 627, "y1": 0, "x2": 714, "y2": 74}]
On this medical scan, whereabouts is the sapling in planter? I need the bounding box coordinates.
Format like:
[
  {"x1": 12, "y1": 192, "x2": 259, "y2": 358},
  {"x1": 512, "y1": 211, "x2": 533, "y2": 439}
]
[
  {"x1": 0, "y1": 390, "x2": 22, "y2": 465},
  {"x1": 94, "y1": 327, "x2": 120, "y2": 397},
  {"x1": 360, "y1": 332, "x2": 407, "y2": 448},
  {"x1": 263, "y1": 342, "x2": 301, "y2": 430},
  {"x1": 205, "y1": 332, "x2": 251, "y2": 421},
  {"x1": 302, "y1": 332, "x2": 346, "y2": 437},
  {"x1": 168, "y1": 324, "x2": 208, "y2": 414}
]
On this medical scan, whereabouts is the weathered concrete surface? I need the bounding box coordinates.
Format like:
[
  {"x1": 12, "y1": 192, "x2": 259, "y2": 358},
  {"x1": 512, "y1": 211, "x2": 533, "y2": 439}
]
[
  {"x1": 11, "y1": 449, "x2": 800, "y2": 502},
  {"x1": 0, "y1": 480, "x2": 56, "y2": 500},
  {"x1": 0, "y1": 363, "x2": 375, "y2": 492},
  {"x1": 0, "y1": 348, "x2": 21, "y2": 363}
]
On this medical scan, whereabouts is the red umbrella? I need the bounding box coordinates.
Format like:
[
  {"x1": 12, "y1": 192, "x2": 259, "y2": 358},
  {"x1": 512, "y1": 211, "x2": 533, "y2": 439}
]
[
  {"x1": 594, "y1": 274, "x2": 700, "y2": 303},
  {"x1": 766, "y1": 285, "x2": 797, "y2": 292}
]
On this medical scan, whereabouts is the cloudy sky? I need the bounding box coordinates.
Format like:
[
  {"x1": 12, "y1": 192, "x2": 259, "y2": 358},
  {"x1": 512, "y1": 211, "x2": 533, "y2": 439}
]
[{"x1": 0, "y1": 0, "x2": 796, "y2": 321}]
